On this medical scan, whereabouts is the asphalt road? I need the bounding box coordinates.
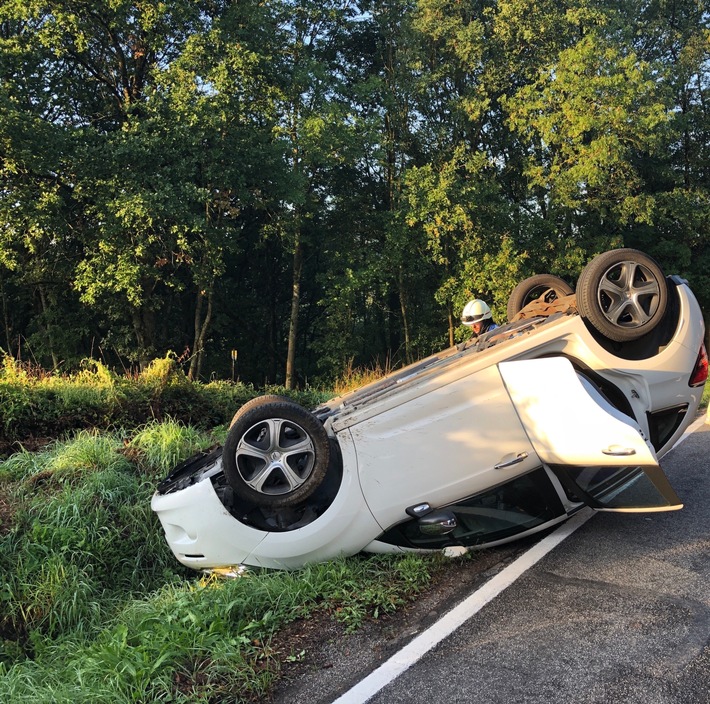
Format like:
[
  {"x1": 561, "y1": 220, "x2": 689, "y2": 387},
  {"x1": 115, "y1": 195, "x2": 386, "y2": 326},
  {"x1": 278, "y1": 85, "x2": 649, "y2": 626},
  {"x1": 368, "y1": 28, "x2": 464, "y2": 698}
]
[{"x1": 332, "y1": 418, "x2": 710, "y2": 704}]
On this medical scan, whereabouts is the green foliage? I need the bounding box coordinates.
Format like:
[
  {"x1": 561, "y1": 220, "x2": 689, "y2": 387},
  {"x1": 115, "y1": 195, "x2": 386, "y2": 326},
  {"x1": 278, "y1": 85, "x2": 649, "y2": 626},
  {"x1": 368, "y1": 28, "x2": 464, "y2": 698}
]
[
  {"x1": 0, "y1": 359, "x2": 125, "y2": 446},
  {"x1": 0, "y1": 349, "x2": 335, "y2": 454},
  {"x1": 0, "y1": 355, "x2": 236, "y2": 449},
  {"x1": 0, "y1": 0, "x2": 708, "y2": 388},
  {"x1": 137, "y1": 355, "x2": 188, "y2": 390},
  {"x1": 506, "y1": 31, "x2": 669, "y2": 225}
]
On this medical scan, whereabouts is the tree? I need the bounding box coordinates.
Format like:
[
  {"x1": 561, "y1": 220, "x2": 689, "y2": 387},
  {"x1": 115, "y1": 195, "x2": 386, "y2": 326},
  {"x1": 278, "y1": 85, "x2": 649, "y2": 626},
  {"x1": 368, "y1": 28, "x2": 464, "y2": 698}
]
[
  {"x1": 506, "y1": 29, "x2": 669, "y2": 225},
  {"x1": 0, "y1": 0, "x2": 287, "y2": 372},
  {"x1": 614, "y1": 0, "x2": 710, "y2": 343},
  {"x1": 266, "y1": 0, "x2": 364, "y2": 387},
  {"x1": 0, "y1": 0, "x2": 707, "y2": 381}
]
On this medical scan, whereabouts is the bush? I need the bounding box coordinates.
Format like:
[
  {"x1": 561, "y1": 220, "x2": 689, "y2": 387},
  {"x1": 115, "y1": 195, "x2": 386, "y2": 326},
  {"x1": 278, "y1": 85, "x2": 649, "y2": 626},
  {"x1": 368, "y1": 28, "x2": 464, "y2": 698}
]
[{"x1": 0, "y1": 355, "x2": 333, "y2": 454}]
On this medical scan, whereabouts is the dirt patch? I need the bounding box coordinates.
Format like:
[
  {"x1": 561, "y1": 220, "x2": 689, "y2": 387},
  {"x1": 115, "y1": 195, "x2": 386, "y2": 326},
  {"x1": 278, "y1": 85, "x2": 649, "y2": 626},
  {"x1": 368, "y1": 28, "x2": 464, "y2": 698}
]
[
  {"x1": 265, "y1": 542, "x2": 532, "y2": 704},
  {"x1": 0, "y1": 435, "x2": 55, "y2": 458}
]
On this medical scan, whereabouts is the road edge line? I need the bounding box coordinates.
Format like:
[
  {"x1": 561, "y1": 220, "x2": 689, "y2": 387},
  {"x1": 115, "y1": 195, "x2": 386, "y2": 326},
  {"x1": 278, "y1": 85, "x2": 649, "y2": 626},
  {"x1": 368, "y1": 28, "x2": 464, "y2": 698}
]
[{"x1": 332, "y1": 508, "x2": 595, "y2": 704}]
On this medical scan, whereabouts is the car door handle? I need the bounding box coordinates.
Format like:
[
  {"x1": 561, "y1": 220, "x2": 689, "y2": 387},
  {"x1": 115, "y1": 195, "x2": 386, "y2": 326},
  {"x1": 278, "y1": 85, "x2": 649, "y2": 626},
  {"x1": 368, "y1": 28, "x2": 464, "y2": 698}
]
[
  {"x1": 494, "y1": 452, "x2": 529, "y2": 469},
  {"x1": 602, "y1": 446, "x2": 636, "y2": 456}
]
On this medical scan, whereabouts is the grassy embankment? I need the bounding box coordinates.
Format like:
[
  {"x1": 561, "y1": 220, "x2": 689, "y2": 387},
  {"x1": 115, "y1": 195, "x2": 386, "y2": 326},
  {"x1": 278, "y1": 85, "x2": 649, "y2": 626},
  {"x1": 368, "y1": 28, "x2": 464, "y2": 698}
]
[{"x1": 0, "y1": 357, "x2": 446, "y2": 703}]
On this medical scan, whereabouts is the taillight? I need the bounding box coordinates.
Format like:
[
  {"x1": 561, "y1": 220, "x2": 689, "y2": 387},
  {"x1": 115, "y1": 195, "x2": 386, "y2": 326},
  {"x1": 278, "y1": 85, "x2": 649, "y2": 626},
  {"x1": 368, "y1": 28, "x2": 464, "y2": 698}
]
[{"x1": 689, "y1": 342, "x2": 708, "y2": 387}]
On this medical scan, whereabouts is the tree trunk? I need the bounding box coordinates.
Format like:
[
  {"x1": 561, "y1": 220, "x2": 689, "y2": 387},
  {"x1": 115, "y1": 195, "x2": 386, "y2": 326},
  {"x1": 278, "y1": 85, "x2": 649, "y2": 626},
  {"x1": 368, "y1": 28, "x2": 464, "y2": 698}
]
[
  {"x1": 37, "y1": 285, "x2": 59, "y2": 369},
  {"x1": 398, "y1": 266, "x2": 411, "y2": 364},
  {"x1": 285, "y1": 231, "x2": 303, "y2": 389},
  {"x1": 1, "y1": 274, "x2": 14, "y2": 356},
  {"x1": 132, "y1": 309, "x2": 149, "y2": 371},
  {"x1": 448, "y1": 302, "x2": 455, "y2": 348},
  {"x1": 189, "y1": 290, "x2": 213, "y2": 381}
]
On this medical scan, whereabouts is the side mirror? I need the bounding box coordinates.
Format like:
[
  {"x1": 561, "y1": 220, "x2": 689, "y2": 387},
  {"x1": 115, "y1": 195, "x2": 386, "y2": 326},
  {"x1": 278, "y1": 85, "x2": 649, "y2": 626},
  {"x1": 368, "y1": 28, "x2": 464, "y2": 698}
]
[{"x1": 417, "y1": 510, "x2": 457, "y2": 536}]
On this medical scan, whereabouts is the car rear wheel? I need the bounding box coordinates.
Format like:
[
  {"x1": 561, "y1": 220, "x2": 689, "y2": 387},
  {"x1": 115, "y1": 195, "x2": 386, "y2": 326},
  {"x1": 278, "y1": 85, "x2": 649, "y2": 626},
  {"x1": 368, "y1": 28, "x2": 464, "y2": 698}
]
[
  {"x1": 223, "y1": 395, "x2": 330, "y2": 508},
  {"x1": 507, "y1": 274, "x2": 574, "y2": 321},
  {"x1": 576, "y1": 249, "x2": 668, "y2": 342}
]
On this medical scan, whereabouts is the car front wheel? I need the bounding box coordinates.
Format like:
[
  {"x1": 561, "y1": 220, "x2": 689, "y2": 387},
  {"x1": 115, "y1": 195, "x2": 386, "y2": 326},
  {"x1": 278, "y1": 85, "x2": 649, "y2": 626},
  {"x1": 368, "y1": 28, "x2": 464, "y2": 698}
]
[
  {"x1": 576, "y1": 248, "x2": 668, "y2": 342},
  {"x1": 223, "y1": 395, "x2": 330, "y2": 508}
]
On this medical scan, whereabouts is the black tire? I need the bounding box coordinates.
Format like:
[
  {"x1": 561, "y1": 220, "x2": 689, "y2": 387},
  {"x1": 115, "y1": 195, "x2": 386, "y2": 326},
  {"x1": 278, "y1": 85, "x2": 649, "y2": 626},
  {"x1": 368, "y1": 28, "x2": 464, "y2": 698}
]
[
  {"x1": 507, "y1": 274, "x2": 574, "y2": 321},
  {"x1": 223, "y1": 395, "x2": 330, "y2": 508},
  {"x1": 576, "y1": 248, "x2": 668, "y2": 343}
]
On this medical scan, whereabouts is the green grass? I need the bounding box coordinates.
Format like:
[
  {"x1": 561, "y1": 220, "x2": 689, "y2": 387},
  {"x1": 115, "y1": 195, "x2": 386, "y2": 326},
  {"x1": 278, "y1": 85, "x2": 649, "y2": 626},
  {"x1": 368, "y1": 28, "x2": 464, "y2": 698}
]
[
  {"x1": 0, "y1": 424, "x2": 443, "y2": 703},
  {"x1": 128, "y1": 419, "x2": 214, "y2": 474},
  {"x1": 1, "y1": 555, "x2": 436, "y2": 703}
]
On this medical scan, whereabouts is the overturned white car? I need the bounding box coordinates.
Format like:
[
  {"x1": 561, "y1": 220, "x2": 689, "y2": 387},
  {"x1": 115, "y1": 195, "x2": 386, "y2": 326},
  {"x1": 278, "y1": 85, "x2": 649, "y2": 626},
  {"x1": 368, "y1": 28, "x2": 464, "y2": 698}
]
[{"x1": 152, "y1": 249, "x2": 708, "y2": 570}]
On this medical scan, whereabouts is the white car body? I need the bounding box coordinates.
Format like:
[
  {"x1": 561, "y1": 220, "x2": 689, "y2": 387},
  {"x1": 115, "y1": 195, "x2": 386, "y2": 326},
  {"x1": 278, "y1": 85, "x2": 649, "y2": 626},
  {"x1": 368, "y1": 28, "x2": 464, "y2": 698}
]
[{"x1": 152, "y1": 264, "x2": 707, "y2": 571}]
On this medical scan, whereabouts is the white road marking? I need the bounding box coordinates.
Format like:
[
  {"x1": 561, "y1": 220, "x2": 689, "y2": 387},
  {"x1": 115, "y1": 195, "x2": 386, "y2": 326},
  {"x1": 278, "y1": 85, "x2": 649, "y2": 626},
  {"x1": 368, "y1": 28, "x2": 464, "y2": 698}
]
[
  {"x1": 331, "y1": 509, "x2": 594, "y2": 704},
  {"x1": 331, "y1": 415, "x2": 707, "y2": 704}
]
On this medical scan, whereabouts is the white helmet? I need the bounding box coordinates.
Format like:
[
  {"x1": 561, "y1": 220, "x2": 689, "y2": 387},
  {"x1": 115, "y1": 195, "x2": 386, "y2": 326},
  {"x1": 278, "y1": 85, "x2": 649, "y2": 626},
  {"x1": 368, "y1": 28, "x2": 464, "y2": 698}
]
[{"x1": 461, "y1": 299, "x2": 492, "y2": 325}]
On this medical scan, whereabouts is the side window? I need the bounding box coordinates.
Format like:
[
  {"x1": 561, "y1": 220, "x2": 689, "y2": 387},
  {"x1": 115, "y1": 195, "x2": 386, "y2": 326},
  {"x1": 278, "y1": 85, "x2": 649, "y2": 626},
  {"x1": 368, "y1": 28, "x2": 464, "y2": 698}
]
[
  {"x1": 550, "y1": 464, "x2": 682, "y2": 511},
  {"x1": 377, "y1": 468, "x2": 566, "y2": 549}
]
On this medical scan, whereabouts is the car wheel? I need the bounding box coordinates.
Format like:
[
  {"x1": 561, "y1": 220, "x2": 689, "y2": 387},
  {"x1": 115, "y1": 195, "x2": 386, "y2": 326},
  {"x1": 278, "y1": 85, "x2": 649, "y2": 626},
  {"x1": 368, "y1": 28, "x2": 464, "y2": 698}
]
[
  {"x1": 576, "y1": 248, "x2": 668, "y2": 342},
  {"x1": 223, "y1": 395, "x2": 330, "y2": 508},
  {"x1": 507, "y1": 274, "x2": 574, "y2": 321}
]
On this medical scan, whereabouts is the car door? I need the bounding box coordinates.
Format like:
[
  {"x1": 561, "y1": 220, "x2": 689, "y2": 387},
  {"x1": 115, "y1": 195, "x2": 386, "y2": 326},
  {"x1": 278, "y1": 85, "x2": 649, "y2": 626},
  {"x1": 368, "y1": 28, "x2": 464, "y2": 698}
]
[
  {"x1": 498, "y1": 357, "x2": 683, "y2": 512},
  {"x1": 349, "y1": 362, "x2": 541, "y2": 530}
]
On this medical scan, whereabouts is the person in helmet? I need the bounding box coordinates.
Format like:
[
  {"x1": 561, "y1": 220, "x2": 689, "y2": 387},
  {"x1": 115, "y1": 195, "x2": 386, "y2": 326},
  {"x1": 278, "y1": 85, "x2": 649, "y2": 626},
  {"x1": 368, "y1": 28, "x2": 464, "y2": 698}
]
[{"x1": 461, "y1": 299, "x2": 498, "y2": 338}]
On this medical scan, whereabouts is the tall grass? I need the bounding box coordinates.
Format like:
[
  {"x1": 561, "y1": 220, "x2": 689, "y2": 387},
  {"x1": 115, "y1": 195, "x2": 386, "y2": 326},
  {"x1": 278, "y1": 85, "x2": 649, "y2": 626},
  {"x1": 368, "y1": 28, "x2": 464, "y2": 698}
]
[
  {"x1": 128, "y1": 419, "x2": 216, "y2": 475},
  {"x1": 0, "y1": 353, "x2": 332, "y2": 451},
  {"x1": 0, "y1": 424, "x2": 213, "y2": 646},
  {"x1": 0, "y1": 554, "x2": 436, "y2": 703},
  {"x1": 0, "y1": 423, "x2": 442, "y2": 703},
  {"x1": 331, "y1": 358, "x2": 392, "y2": 396}
]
